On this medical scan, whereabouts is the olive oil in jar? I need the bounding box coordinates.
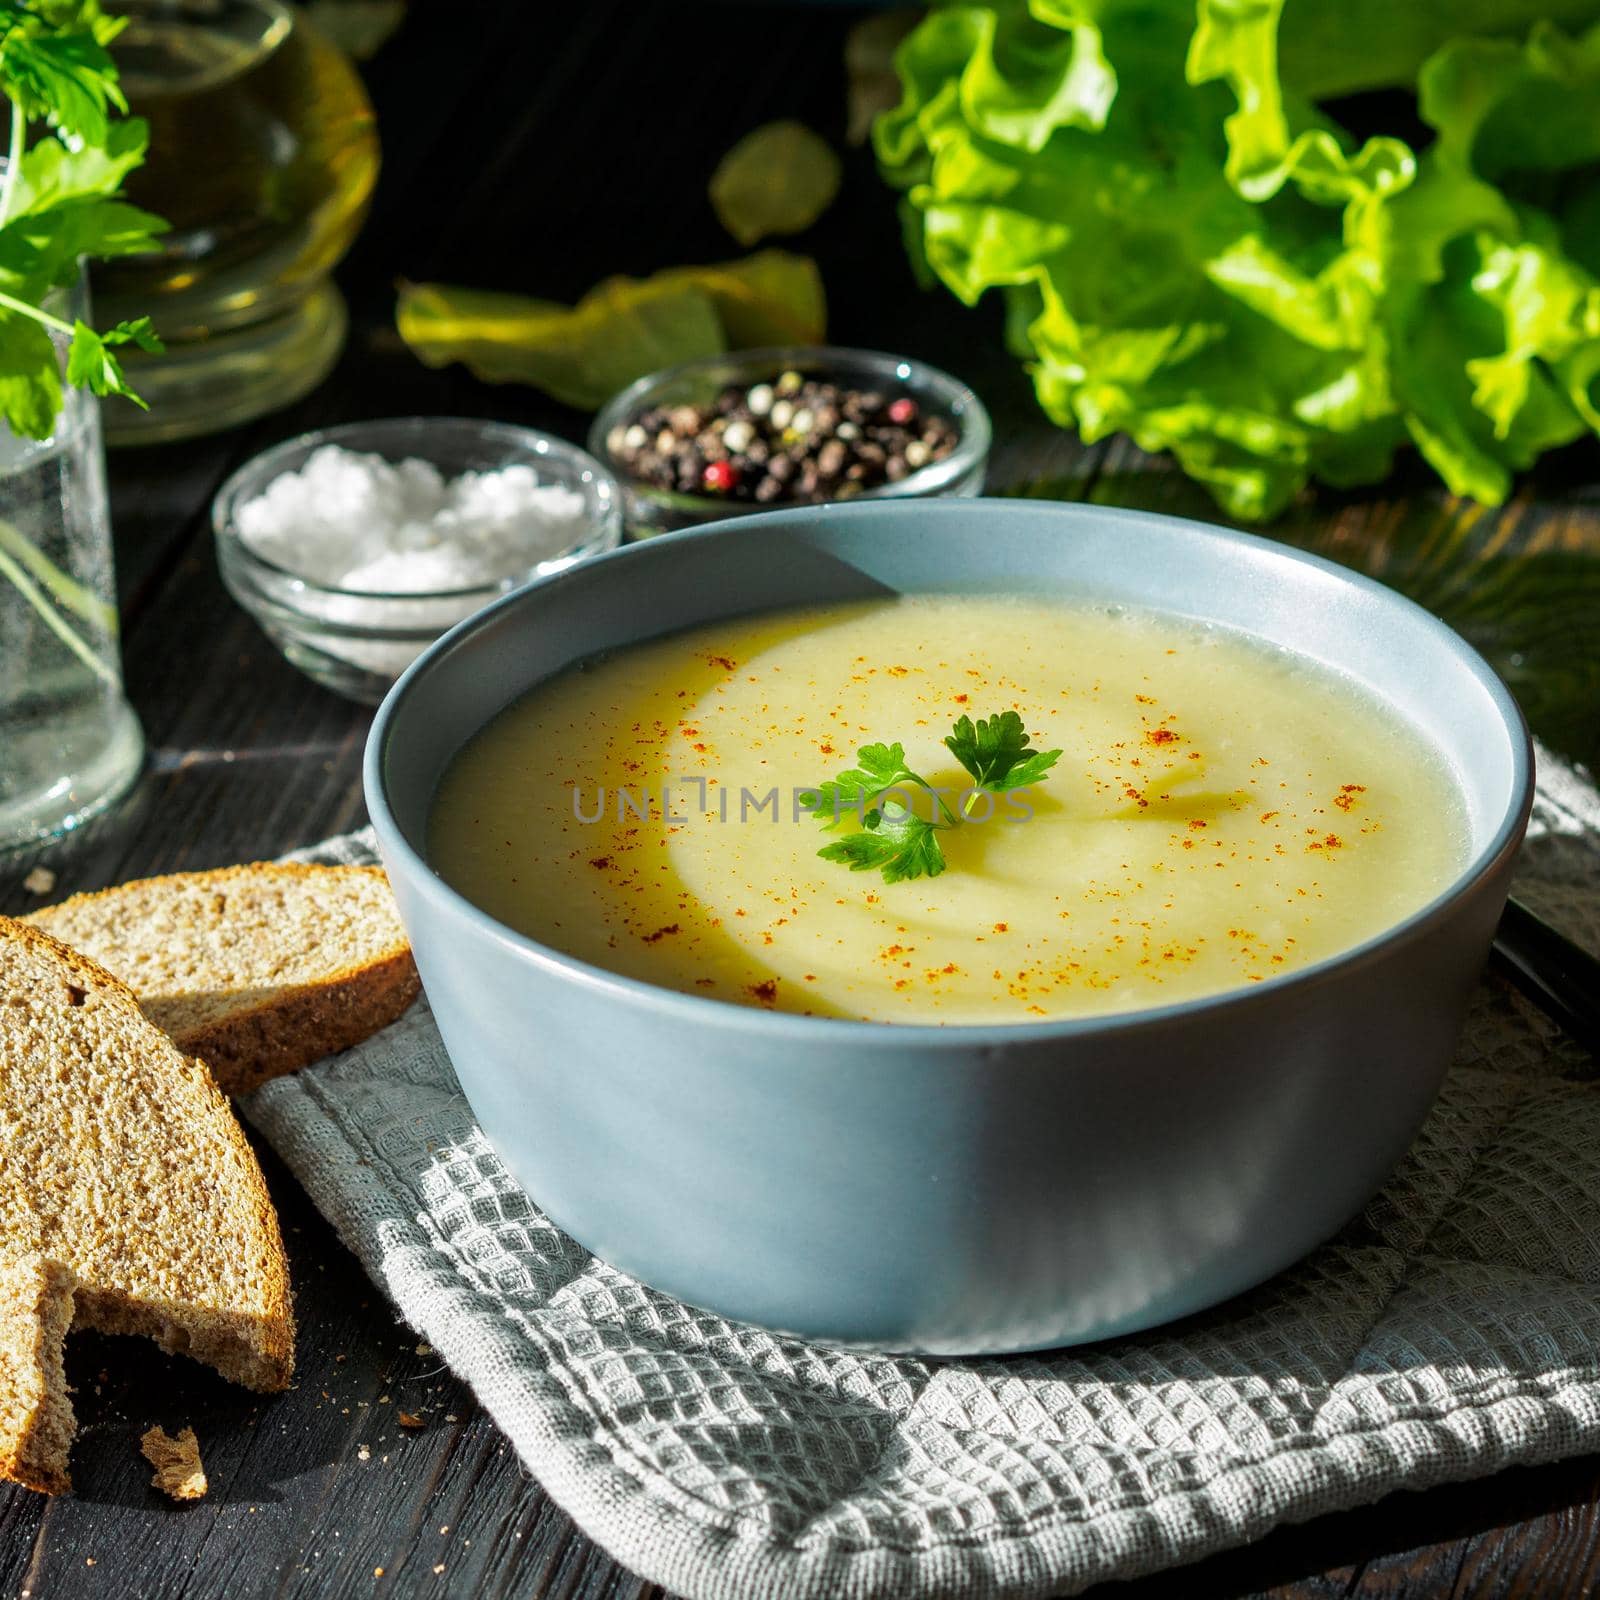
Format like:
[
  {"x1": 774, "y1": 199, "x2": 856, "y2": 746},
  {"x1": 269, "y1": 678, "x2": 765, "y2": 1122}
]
[{"x1": 92, "y1": 0, "x2": 381, "y2": 443}]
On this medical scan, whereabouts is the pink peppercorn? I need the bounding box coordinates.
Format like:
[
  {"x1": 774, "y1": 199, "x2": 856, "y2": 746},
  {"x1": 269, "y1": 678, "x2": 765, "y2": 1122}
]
[
  {"x1": 887, "y1": 397, "x2": 918, "y2": 425},
  {"x1": 702, "y1": 460, "x2": 737, "y2": 493}
]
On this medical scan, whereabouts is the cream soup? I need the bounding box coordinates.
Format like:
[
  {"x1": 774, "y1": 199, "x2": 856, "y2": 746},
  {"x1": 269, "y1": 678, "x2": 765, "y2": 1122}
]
[{"x1": 428, "y1": 596, "x2": 1467, "y2": 1023}]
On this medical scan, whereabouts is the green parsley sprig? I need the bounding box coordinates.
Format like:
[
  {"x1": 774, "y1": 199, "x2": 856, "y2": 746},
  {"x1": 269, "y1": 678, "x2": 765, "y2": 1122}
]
[
  {"x1": 801, "y1": 710, "x2": 1062, "y2": 884},
  {"x1": 0, "y1": 0, "x2": 167, "y2": 438}
]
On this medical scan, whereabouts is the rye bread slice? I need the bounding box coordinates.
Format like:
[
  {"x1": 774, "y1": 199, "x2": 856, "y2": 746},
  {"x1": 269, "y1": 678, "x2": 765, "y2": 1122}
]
[
  {"x1": 0, "y1": 916, "x2": 294, "y2": 1498},
  {"x1": 26, "y1": 863, "x2": 419, "y2": 1095}
]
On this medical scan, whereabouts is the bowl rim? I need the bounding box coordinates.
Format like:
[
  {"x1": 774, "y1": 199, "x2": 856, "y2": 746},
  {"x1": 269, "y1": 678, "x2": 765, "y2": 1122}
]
[
  {"x1": 587, "y1": 344, "x2": 993, "y2": 513},
  {"x1": 366, "y1": 498, "x2": 1535, "y2": 1046},
  {"x1": 213, "y1": 415, "x2": 623, "y2": 602}
]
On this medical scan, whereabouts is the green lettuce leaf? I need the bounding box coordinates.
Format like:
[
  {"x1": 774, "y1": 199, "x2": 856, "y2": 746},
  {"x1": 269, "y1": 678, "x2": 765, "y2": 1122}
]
[
  {"x1": 1275, "y1": 0, "x2": 1600, "y2": 102},
  {"x1": 878, "y1": 0, "x2": 1600, "y2": 519}
]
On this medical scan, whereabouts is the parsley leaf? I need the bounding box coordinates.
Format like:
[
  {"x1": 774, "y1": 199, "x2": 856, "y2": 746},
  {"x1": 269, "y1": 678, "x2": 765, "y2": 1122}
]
[
  {"x1": 805, "y1": 710, "x2": 1062, "y2": 886},
  {"x1": 802, "y1": 739, "x2": 953, "y2": 883},
  {"x1": 66, "y1": 314, "x2": 160, "y2": 404},
  {"x1": 817, "y1": 803, "x2": 948, "y2": 883},
  {"x1": 0, "y1": 2, "x2": 166, "y2": 438},
  {"x1": 804, "y1": 740, "x2": 923, "y2": 830},
  {"x1": 0, "y1": 304, "x2": 58, "y2": 434},
  {"x1": 0, "y1": 195, "x2": 167, "y2": 293},
  {"x1": 7, "y1": 114, "x2": 146, "y2": 215},
  {"x1": 0, "y1": 21, "x2": 124, "y2": 145},
  {"x1": 49, "y1": 196, "x2": 165, "y2": 259},
  {"x1": 945, "y1": 710, "x2": 1062, "y2": 792}
]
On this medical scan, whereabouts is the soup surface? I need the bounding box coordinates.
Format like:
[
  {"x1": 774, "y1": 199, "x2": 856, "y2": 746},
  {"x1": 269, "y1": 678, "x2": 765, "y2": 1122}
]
[{"x1": 428, "y1": 596, "x2": 1467, "y2": 1023}]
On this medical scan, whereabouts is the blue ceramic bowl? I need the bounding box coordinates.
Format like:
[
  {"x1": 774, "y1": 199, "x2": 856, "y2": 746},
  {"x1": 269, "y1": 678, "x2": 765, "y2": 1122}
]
[{"x1": 365, "y1": 500, "x2": 1532, "y2": 1355}]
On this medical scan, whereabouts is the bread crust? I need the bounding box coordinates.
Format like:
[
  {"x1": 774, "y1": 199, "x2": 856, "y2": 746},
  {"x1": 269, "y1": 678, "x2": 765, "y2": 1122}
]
[
  {"x1": 171, "y1": 950, "x2": 421, "y2": 1095},
  {"x1": 0, "y1": 918, "x2": 295, "y2": 1397},
  {"x1": 35, "y1": 860, "x2": 384, "y2": 903},
  {"x1": 0, "y1": 1255, "x2": 77, "y2": 1495}
]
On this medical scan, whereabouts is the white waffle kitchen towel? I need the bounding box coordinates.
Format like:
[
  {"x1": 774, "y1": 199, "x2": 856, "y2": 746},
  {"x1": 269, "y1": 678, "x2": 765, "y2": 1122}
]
[{"x1": 245, "y1": 747, "x2": 1600, "y2": 1600}]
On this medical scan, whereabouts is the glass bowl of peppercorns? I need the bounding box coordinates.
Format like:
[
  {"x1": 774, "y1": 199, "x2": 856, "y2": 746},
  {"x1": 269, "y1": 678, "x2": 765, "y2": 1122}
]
[{"x1": 589, "y1": 345, "x2": 991, "y2": 538}]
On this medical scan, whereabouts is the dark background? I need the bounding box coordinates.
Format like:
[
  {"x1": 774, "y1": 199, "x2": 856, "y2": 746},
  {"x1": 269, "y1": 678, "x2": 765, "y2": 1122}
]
[{"x1": 1, "y1": 2, "x2": 1598, "y2": 1595}]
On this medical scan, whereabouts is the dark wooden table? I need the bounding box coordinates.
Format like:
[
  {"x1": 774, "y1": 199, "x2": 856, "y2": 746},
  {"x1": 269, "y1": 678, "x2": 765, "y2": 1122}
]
[{"x1": 3, "y1": 4, "x2": 1598, "y2": 1596}]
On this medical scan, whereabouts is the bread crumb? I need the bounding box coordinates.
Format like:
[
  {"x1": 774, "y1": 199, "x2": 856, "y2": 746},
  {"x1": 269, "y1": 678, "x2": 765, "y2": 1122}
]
[
  {"x1": 398, "y1": 1411, "x2": 425, "y2": 1429},
  {"x1": 22, "y1": 866, "x2": 55, "y2": 895},
  {"x1": 141, "y1": 1426, "x2": 208, "y2": 1501},
  {"x1": 357, "y1": 1444, "x2": 371, "y2": 1461},
  {"x1": 433, "y1": 1565, "x2": 445, "y2": 1575},
  {"x1": 415, "y1": 1341, "x2": 432, "y2": 1356}
]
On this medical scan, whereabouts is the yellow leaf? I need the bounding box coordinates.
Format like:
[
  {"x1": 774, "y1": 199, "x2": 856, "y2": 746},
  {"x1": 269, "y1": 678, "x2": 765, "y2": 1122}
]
[
  {"x1": 302, "y1": 0, "x2": 405, "y2": 59},
  {"x1": 709, "y1": 121, "x2": 842, "y2": 247},
  {"x1": 650, "y1": 251, "x2": 827, "y2": 346},
  {"x1": 395, "y1": 252, "x2": 825, "y2": 410},
  {"x1": 845, "y1": 11, "x2": 921, "y2": 146}
]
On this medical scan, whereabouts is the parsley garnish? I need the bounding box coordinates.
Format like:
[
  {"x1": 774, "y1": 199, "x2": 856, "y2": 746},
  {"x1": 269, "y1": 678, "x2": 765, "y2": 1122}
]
[
  {"x1": 943, "y1": 711, "x2": 1062, "y2": 792},
  {"x1": 0, "y1": 1, "x2": 169, "y2": 437},
  {"x1": 802, "y1": 711, "x2": 1062, "y2": 884}
]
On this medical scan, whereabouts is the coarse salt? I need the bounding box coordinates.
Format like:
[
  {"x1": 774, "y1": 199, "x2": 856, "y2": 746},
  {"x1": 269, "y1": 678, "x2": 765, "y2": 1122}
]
[
  {"x1": 233, "y1": 444, "x2": 599, "y2": 680},
  {"x1": 235, "y1": 445, "x2": 590, "y2": 592}
]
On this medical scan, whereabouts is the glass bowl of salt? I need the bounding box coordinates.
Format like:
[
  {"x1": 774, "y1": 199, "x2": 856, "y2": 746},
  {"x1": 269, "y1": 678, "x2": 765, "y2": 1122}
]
[{"x1": 213, "y1": 417, "x2": 622, "y2": 703}]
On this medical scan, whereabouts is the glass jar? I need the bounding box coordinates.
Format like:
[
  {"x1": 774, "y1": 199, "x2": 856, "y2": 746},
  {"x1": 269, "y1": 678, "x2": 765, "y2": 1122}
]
[
  {"x1": 92, "y1": 0, "x2": 381, "y2": 445},
  {"x1": 0, "y1": 290, "x2": 143, "y2": 849}
]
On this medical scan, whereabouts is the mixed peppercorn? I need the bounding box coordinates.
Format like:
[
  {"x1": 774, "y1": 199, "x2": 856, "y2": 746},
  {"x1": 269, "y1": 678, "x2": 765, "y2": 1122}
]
[{"x1": 604, "y1": 369, "x2": 961, "y2": 504}]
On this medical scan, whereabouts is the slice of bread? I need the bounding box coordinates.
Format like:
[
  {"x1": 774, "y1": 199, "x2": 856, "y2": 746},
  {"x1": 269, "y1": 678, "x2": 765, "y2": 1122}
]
[
  {"x1": 0, "y1": 1255, "x2": 77, "y2": 1495},
  {"x1": 26, "y1": 863, "x2": 419, "y2": 1096},
  {"x1": 0, "y1": 918, "x2": 294, "y2": 1495}
]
